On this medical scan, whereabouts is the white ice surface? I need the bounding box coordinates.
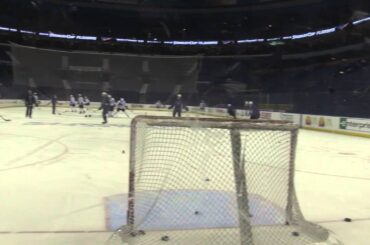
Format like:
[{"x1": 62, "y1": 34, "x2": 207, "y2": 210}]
[{"x1": 0, "y1": 107, "x2": 369, "y2": 245}]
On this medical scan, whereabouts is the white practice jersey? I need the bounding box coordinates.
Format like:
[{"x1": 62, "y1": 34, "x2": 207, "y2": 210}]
[
  {"x1": 78, "y1": 97, "x2": 84, "y2": 105},
  {"x1": 70, "y1": 97, "x2": 76, "y2": 105},
  {"x1": 155, "y1": 101, "x2": 163, "y2": 108},
  {"x1": 117, "y1": 99, "x2": 126, "y2": 109},
  {"x1": 84, "y1": 98, "x2": 90, "y2": 105},
  {"x1": 110, "y1": 98, "x2": 116, "y2": 106}
]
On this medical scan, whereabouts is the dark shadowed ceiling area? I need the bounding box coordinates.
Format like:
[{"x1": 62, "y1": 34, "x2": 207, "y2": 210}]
[{"x1": 0, "y1": 0, "x2": 369, "y2": 41}]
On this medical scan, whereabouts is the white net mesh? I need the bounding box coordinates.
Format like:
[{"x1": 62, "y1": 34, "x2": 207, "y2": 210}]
[{"x1": 109, "y1": 116, "x2": 334, "y2": 245}]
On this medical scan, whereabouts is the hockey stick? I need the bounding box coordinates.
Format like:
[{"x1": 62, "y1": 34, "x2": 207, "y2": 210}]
[
  {"x1": 0, "y1": 115, "x2": 11, "y2": 122},
  {"x1": 123, "y1": 111, "x2": 130, "y2": 118},
  {"x1": 113, "y1": 109, "x2": 131, "y2": 118}
]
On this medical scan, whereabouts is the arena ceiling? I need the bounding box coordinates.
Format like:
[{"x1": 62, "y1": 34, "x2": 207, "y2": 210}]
[
  {"x1": 28, "y1": 0, "x2": 344, "y2": 13},
  {"x1": 0, "y1": 0, "x2": 369, "y2": 56},
  {"x1": 37, "y1": 0, "x2": 320, "y2": 9},
  {"x1": 0, "y1": 0, "x2": 361, "y2": 38}
]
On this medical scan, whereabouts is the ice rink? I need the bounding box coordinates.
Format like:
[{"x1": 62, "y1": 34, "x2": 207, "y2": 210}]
[{"x1": 0, "y1": 106, "x2": 369, "y2": 245}]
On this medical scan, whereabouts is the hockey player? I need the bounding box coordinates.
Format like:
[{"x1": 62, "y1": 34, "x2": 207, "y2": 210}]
[
  {"x1": 199, "y1": 100, "x2": 206, "y2": 111},
  {"x1": 115, "y1": 98, "x2": 130, "y2": 118},
  {"x1": 84, "y1": 96, "x2": 90, "y2": 107},
  {"x1": 77, "y1": 94, "x2": 85, "y2": 114},
  {"x1": 168, "y1": 94, "x2": 188, "y2": 117},
  {"x1": 244, "y1": 101, "x2": 251, "y2": 117},
  {"x1": 69, "y1": 95, "x2": 77, "y2": 112},
  {"x1": 250, "y1": 102, "x2": 260, "y2": 119},
  {"x1": 155, "y1": 100, "x2": 163, "y2": 109},
  {"x1": 227, "y1": 104, "x2": 237, "y2": 119},
  {"x1": 25, "y1": 90, "x2": 36, "y2": 118},
  {"x1": 33, "y1": 92, "x2": 40, "y2": 107},
  {"x1": 99, "y1": 92, "x2": 110, "y2": 124},
  {"x1": 108, "y1": 95, "x2": 116, "y2": 117},
  {"x1": 51, "y1": 95, "x2": 58, "y2": 115}
]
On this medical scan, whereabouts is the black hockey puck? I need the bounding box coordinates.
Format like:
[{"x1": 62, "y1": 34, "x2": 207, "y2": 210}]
[
  {"x1": 138, "y1": 230, "x2": 146, "y2": 235},
  {"x1": 205, "y1": 178, "x2": 210, "y2": 182},
  {"x1": 130, "y1": 232, "x2": 137, "y2": 237},
  {"x1": 122, "y1": 150, "x2": 125, "y2": 154},
  {"x1": 194, "y1": 211, "x2": 200, "y2": 215},
  {"x1": 292, "y1": 231, "x2": 300, "y2": 237},
  {"x1": 161, "y1": 236, "x2": 169, "y2": 241},
  {"x1": 344, "y1": 218, "x2": 352, "y2": 222}
]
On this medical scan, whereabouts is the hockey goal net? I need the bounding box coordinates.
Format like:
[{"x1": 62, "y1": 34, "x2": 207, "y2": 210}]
[{"x1": 109, "y1": 116, "x2": 338, "y2": 245}]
